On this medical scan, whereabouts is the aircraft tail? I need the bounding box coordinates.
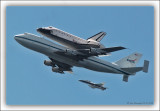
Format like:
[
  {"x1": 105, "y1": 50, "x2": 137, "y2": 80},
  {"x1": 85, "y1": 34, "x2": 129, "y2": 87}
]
[
  {"x1": 122, "y1": 60, "x2": 149, "y2": 82},
  {"x1": 114, "y1": 52, "x2": 148, "y2": 82},
  {"x1": 87, "y1": 31, "x2": 106, "y2": 42},
  {"x1": 115, "y1": 52, "x2": 142, "y2": 68},
  {"x1": 121, "y1": 60, "x2": 149, "y2": 73}
]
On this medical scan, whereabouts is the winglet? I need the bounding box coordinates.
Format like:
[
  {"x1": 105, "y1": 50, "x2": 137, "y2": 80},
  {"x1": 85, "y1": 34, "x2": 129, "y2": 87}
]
[{"x1": 143, "y1": 60, "x2": 149, "y2": 73}]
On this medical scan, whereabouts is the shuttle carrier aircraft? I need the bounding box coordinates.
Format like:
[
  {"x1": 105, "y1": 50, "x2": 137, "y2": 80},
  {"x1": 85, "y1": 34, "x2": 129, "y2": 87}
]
[{"x1": 15, "y1": 30, "x2": 149, "y2": 82}]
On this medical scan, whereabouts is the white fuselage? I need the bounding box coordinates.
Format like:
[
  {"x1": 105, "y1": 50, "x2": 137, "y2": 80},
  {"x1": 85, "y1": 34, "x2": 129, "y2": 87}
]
[{"x1": 14, "y1": 33, "x2": 130, "y2": 75}]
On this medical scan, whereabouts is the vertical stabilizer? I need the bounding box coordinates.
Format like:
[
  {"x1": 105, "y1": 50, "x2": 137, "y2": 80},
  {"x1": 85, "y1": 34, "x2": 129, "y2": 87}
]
[{"x1": 115, "y1": 52, "x2": 142, "y2": 68}]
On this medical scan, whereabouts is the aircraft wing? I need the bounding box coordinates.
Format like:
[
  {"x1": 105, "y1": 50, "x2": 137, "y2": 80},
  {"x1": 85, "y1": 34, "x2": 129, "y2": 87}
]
[
  {"x1": 77, "y1": 46, "x2": 126, "y2": 54},
  {"x1": 54, "y1": 46, "x2": 126, "y2": 61},
  {"x1": 79, "y1": 80, "x2": 94, "y2": 85},
  {"x1": 101, "y1": 46, "x2": 126, "y2": 53}
]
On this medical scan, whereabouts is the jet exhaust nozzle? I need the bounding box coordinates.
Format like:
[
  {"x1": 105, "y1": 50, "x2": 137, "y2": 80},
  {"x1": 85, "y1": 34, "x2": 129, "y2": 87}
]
[
  {"x1": 52, "y1": 67, "x2": 64, "y2": 74},
  {"x1": 44, "y1": 60, "x2": 55, "y2": 66}
]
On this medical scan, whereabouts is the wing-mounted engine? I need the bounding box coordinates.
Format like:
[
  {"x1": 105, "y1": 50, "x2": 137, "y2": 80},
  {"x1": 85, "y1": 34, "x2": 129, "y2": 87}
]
[
  {"x1": 52, "y1": 67, "x2": 64, "y2": 74},
  {"x1": 44, "y1": 60, "x2": 64, "y2": 73},
  {"x1": 44, "y1": 60, "x2": 55, "y2": 67},
  {"x1": 44, "y1": 57, "x2": 73, "y2": 74}
]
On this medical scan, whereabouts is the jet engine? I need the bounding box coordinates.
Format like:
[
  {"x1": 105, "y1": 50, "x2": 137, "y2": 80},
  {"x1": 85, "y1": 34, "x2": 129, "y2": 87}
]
[
  {"x1": 52, "y1": 67, "x2": 64, "y2": 73},
  {"x1": 44, "y1": 60, "x2": 55, "y2": 66}
]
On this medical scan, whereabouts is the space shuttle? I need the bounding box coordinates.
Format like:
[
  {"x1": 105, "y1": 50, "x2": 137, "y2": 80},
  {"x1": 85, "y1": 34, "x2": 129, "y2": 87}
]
[
  {"x1": 37, "y1": 26, "x2": 125, "y2": 56},
  {"x1": 37, "y1": 26, "x2": 106, "y2": 49}
]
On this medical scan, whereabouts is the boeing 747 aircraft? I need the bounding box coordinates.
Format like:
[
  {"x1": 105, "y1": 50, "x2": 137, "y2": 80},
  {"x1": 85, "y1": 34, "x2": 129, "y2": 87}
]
[
  {"x1": 14, "y1": 33, "x2": 149, "y2": 82},
  {"x1": 37, "y1": 26, "x2": 125, "y2": 56}
]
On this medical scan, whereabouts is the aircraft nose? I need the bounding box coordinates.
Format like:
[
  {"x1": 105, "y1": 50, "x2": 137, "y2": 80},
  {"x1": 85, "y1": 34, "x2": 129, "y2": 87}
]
[
  {"x1": 37, "y1": 28, "x2": 51, "y2": 34},
  {"x1": 14, "y1": 34, "x2": 24, "y2": 43},
  {"x1": 14, "y1": 35, "x2": 20, "y2": 42}
]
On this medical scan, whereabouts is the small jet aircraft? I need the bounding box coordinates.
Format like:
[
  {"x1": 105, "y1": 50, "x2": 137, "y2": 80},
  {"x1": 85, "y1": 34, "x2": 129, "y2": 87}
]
[
  {"x1": 37, "y1": 26, "x2": 125, "y2": 56},
  {"x1": 15, "y1": 31, "x2": 149, "y2": 82},
  {"x1": 79, "y1": 80, "x2": 107, "y2": 91}
]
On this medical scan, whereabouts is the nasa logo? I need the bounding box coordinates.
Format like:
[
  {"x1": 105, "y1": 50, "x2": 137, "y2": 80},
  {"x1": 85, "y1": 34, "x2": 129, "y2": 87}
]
[{"x1": 127, "y1": 58, "x2": 137, "y2": 63}]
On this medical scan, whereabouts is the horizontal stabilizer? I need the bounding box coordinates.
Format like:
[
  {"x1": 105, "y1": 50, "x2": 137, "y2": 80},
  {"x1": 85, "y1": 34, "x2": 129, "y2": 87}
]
[
  {"x1": 101, "y1": 46, "x2": 126, "y2": 53},
  {"x1": 143, "y1": 60, "x2": 149, "y2": 73},
  {"x1": 87, "y1": 31, "x2": 106, "y2": 42},
  {"x1": 121, "y1": 67, "x2": 143, "y2": 74},
  {"x1": 121, "y1": 60, "x2": 149, "y2": 74},
  {"x1": 123, "y1": 75, "x2": 129, "y2": 82}
]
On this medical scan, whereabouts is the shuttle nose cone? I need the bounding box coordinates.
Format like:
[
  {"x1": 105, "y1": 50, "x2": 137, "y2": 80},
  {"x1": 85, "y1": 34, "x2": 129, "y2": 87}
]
[
  {"x1": 37, "y1": 28, "x2": 51, "y2": 35},
  {"x1": 37, "y1": 28, "x2": 43, "y2": 32}
]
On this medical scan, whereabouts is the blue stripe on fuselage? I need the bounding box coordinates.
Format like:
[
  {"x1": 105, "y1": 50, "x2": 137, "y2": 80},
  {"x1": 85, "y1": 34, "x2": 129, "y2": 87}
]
[{"x1": 87, "y1": 58, "x2": 130, "y2": 75}]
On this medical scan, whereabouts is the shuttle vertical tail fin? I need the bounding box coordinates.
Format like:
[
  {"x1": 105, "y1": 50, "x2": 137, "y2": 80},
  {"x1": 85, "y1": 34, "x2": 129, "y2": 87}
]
[{"x1": 87, "y1": 31, "x2": 106, "y2": 42}]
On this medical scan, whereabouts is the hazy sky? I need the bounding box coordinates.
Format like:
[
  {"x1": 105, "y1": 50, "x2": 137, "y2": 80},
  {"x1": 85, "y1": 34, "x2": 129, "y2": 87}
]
[{"x1": 6, "y1": 6, "x2": 154, "y2": 105}]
